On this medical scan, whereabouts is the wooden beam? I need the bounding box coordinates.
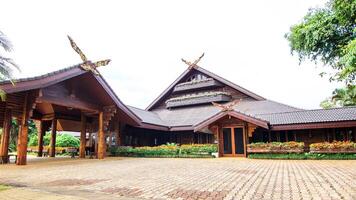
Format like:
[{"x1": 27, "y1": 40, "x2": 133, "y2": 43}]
[
  {"x1": 16, "y1": 93, "x2": 29, "y2": 165},
  {"x1": 97, "y1": 111, "x2": 105, "y2": 159},
  {"x1": 0, "y1": 108, "x2": 12, "y2": 162},
  {"x1": 36, "y1": 95, "x2": 100, "y2": 113},
  {"x1": 79, "y1": 113, "x2": 86, "y2": 158},
  {"x1": 49, "y1": 118, "x2": 57, "y2": 157}
]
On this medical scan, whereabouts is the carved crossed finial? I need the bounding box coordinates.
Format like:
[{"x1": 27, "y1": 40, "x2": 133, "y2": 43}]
[
  {"x1": 67, "y1": 35, "x2": 111, "y2": 75},
  {"x1": 181, "y1": 53, "x2": 205, "y2": 69},
  {"x1": 212, "y1": 99, "x2": 241, "y2": 112}
]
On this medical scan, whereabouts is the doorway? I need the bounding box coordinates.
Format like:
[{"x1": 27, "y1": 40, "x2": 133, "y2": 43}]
[{"x1": 222, "y1": 127, "x2": 246, "y2": 157}]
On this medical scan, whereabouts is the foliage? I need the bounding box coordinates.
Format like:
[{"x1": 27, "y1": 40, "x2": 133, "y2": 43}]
[
  {"x1": 248, "y1": 153, "x2": 356, "y2": 160},
  {"x1": 180, "y1": 144, "x2": 218, "y2": 154},
  {"x1": 28, "y1": 133, "x2": 79, "y2": 148},
  {"x1": 310, "y1": 141, "x2": 356, "y2": 151},
  {"x1": 247, "y1": 142, "x2": 304, "y2": 151},
  {"x1": 28, "y1": 132, "x2": 50, "y2": 147},
  {"x1": 56, "y1": 134, "x2": 80, "y2": 148},
  {"x1": 109, "y1": 143, "x2": 218, "y2": 158},
  {"x1": 285, "y1": 0, "x2": 356, "y2": 106},
  {"x1": 0, "y1": 31, "x2": 20, "y2": 100},
  {"x1": 0, "y1": 184, "x2": 10, "y2": 192}
]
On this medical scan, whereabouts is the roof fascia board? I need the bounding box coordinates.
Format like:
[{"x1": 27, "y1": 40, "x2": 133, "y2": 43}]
[{"x1": 271, "y1": 121, "x2": 356, "y2": 131}]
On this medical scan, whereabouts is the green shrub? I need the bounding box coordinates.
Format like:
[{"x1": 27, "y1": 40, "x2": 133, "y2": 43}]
[
  {"x1": 56, "y1": 134, "x2": 80, "y2": 148},
  {"x1": 109, "y1": 143, "x2": 218, "y2": 158}
]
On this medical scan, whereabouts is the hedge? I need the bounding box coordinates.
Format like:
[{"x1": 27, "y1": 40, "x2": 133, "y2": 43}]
[{"x1": 109, "y1": 143, "x2": 217, "y2": 158}]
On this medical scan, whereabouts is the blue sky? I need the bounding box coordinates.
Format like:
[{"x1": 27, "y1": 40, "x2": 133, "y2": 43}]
[{"x1": 1, "y1": 0, "x2": 339, "y2": 109}]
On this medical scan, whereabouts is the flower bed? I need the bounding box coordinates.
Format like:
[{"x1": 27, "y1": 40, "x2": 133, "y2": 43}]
[
  {"x1": 109, "y1": 144, "x2": 218, "y2": 158},
  {"x1": 27, "y1": 146, "x2": 77, "y2": 154},
  {"x1": 247, "y1": 142, "x2": 304, "y2": 153},
  {"x1": 310, "y1": 141, "x2": 356, "y2": 153}
]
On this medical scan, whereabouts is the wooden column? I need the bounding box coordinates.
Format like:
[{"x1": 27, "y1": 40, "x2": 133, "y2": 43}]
[
  {"x1": 17, "y1": 94, "x2": 29, "y2": 165},
  {"x1": 49, "y1": 118, "x2": 57, "y2": 157},
  {"x1": 268, "y1": 130, "x2": 271, "y2": 142},
  {"x1": 218, "y1": 127, "x2": 223, "y2": 157},
  {"x1": 97, "y1": 111, "x2": 105, "y2": 159},
  {"x1": 114, "y1": 122, "x2": 121, "y2": 146},
  {"x1": 0, "y1": 108, "x2": 12, "y2": 160},
  {"x1": 37, "y1": 120, "x2": 47, "y2": 157},
  {"x1": 79, "y1": 113, "x2": 86, "y2": 158}
]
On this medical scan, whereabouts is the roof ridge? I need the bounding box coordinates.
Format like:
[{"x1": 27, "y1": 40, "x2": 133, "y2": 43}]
[{"x1": 258, "y1": 106, "x2": 356, "y2": 116}]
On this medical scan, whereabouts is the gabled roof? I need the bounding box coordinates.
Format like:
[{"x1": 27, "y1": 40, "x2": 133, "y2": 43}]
[
  {"x1": 146, "y1": 66, "x2": 265, "y2": 110},
  {"x1": 0, "y1": 65, "x2": 141, "y2": 125}
]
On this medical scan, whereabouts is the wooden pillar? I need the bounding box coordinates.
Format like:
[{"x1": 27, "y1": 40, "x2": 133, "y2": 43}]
[
  {"x1": 79, "y1": 113, "x2": 86, "y2": 158},
  {"x1": 97, "y1": 111, "x2": 105, "y2": 159},
  {"x1": 0, "y1": 108, "x2": 12, "y2": 160},
  {"x1": 49, "y1": 118, "x2": 57, "y2": 157},
  {"x1": 37, "y1": 120, "x2": 46, "y2": 157},
  {"x1": 17, "y1": 94, "x2": 29, "y2": 165},
  {"x1": 268, "y1": 130, "x2": 271, "y2": 142},
  {"x1": 285, "y1": 131, "x2": 289, "y2": 142},
  {"x1": 218, "y1": 127, "x2": 223, "y2": 157}
]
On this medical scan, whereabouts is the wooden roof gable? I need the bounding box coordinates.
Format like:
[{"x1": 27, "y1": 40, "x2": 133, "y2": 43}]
[
  {"x1": 0, "y1": 65, "x2": 141, "y2": 125},
  {"x1": 145, "y1": 66, "x2": 265, "y2": 110}
]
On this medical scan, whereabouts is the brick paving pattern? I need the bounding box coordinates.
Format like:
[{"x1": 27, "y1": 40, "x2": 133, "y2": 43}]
[{"x1": 0, "y1": 157, "x2": 355, "y2": 199}]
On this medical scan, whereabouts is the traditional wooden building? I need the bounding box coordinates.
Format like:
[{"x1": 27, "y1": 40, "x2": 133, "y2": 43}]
[
  {"x1": 124, "y1": 64, "x2": 356, "y2": 157},
  {"x1": 0, "y1": 60, "x2": 355, "y2": 164}
]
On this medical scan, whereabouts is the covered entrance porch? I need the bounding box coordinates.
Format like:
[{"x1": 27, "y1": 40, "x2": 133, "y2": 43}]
[{"x1": 195, "y1": 111, "x2": 269, "y2": 157}]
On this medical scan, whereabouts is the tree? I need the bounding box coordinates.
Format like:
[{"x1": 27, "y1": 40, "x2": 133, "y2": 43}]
[
  {"x1": 0, "y1": 31, "x2": 19, "y2": 100},
  {"x1": 285, "y1": 0, "x2": 356, "y2": 107}
]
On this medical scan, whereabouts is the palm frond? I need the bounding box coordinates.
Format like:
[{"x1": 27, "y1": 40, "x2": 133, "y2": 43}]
[{"x1": 0, "y1": 31, "x2": 13, "y2": 52}]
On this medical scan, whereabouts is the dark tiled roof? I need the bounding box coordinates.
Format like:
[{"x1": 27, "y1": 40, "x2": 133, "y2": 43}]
[
  {"x1": 0, "y1": 64, "x2": 80, "y2": 84},
  {"x1": 258, "y1": 106, "x2": 356, "y2": 125},
  {"x1": 147, "y1": 100, "x2": 301, "y2": 127},
  {"x1": 127, "y1": 106, "x2": 167, "y2": 126}
]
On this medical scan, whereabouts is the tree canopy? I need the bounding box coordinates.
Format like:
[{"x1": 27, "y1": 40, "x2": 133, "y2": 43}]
[{"x1": 285, "y1": 0, "x2": 356, "y2": 107}]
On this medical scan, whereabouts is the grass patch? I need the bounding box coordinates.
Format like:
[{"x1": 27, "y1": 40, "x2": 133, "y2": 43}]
[
  {"x1": 0, "y1": 184, "x2": 11, "y2": 192},
  {"x1": 248, "y1": 153, "x2": 356, "y2": 160}
]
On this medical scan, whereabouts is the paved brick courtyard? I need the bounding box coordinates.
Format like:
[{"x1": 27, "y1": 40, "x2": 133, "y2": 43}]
[{"x1": 0, "y1": 157, "x2": 355, "y2": 200}]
